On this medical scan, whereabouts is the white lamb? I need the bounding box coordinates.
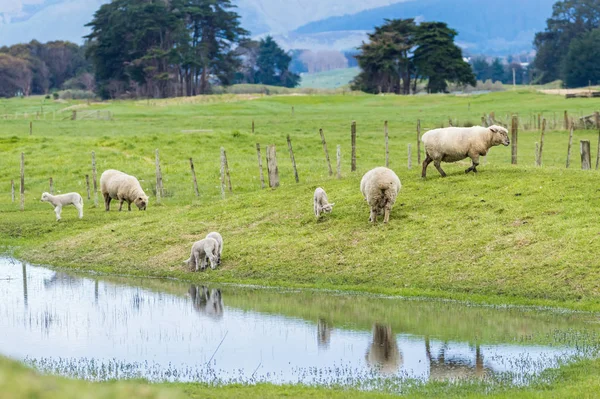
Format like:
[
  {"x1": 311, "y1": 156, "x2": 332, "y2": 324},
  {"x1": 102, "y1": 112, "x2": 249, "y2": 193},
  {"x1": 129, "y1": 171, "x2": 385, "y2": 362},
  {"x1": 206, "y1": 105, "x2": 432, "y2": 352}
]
[
  {"x1": 40, "y1": 192, "x2": 83, "y2": 221},
  {"x1": 184, "y1": 237, "x2": 219, "y2": 272},
  {"x1": 421, "y1": 125, "x2": 510, "y2": 178},
  {"x1": 100, "y1": 169, "x2": 149, "y2": 211},
  {"x1": 205, "y1": 232, "x2": 223, "y2": 265},
  {"x1": 313, "y1": 187, "x2": 335, "y2": 218},
  {"x1": 360, "y1": 167, "x2": 401, "y2": 224}
]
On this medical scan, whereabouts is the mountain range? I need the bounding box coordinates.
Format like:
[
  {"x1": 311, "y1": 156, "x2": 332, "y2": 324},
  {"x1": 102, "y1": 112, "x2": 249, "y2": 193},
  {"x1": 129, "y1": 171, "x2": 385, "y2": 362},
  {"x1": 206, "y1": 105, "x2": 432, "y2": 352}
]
[{"x1": 0, "y1": 0, "x2": 556, "y2": 55}]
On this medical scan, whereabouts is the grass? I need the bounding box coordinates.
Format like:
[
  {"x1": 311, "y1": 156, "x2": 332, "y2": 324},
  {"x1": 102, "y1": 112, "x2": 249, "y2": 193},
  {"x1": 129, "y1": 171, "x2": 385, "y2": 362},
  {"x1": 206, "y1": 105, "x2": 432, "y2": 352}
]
[
  {"x1": 2, "y1": 89, "x2": 600, "y2": 396},
  {"x1": 299, "y1": 67, "x2": 360, "y2": 89}
]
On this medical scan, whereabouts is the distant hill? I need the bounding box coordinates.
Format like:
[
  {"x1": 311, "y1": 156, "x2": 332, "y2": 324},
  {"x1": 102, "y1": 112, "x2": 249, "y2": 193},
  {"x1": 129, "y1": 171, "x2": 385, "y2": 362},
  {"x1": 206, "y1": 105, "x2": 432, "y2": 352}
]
[{"x1": 294, "y1": 0, "x2": 556, "y2": 54}]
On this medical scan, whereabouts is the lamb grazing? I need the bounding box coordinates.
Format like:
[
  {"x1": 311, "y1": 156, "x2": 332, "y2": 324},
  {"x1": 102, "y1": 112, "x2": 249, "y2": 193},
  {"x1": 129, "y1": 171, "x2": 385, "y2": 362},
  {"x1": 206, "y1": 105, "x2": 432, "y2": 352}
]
[
  {"x1": 100, "y1": 169, "x2": 149, "y2": 211},
  {"x1": 360, "y1": 167, "x2": 401, "y2": 224},
  {"x1": 40, "y1": 192, "x2": 83, "y2": 221},
  {"x1": 313, "y1": 187, "x2": 335, "y2": 218},
  {"x1": 421, "y1": 125, "x2": 510, "y2": 178},
  {"x1": 183, "y1": 237, "x2": 219, "y2": 272},
  {"x1": 205, "y1": 232, "x2": 223, "y2": 265}
]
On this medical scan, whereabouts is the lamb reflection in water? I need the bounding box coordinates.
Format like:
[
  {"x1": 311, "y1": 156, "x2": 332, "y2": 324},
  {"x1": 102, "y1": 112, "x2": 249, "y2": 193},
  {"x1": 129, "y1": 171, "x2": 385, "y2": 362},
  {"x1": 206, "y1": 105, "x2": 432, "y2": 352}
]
[
  {"x1": 188, "y1": 285, "x2": 224, "y2": 319},
  {"x1": 425, "y1": 337, "x2": 489, "y2": 381},
  {"x1": 365, "y1": 324, "x2": 402, "y2": 374},
  {"x1": 317, "y1": 318, "x2": 332, "y2": 348}
]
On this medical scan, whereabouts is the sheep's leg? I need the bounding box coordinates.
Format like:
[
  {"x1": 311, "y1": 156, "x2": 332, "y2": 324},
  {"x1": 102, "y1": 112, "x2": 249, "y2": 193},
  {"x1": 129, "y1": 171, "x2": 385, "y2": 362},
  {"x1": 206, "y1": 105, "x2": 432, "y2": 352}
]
[
  {"x1": 194, "y1": 253, "x2": 201, "y2": 272},
  {"x1": 422, "y1": 154, "x2": 433, "y2": 178},
  {"x1": 434, "y1": 161, "x2": 447, "y2": 177},
  {"x1": 383, "y1": 205, "x2": 391, "y2": 224},
  {"x1": 104, "y1": 193, "x2": 111, "y2": 211},
  {"x1": 369, "y1": 207, "x2": 378, "y2": 223},
  {"x1": 54, "y1": 206, "x2": 62, "y2": 221},
  {"x1": 76, "y1": 203, "x2": 84, "y2": 219},
  {"x1": 118, "y1": 199, "x2": 124, "y2": 212},
  {"x1": 314, "y1": 201, "x2": 319, "y2": 218},
  {"x1": 207, "y1": 253, "x2": 217, "y2": 270},
  {"x1": 127, "y1": 201, "x2": 132, "y2": 211},
  {"x1": 466, "y1": 155, "x2": 481, "y2": 174}
]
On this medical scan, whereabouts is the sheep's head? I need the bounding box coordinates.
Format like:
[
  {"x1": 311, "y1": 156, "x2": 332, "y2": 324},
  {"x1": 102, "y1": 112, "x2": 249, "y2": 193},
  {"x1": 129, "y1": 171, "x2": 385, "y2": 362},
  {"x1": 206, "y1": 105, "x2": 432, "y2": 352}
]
[
  {"x1": 40, "y1": 192, "x2": 50, "y2": 202},
  {"x1": 321, "y1": 203, "x2": 335, "y2": 214},
  {"x1": 134, "y1": 195, "x2": 148, "y2": 210},
  {"x1": 489, "y1": 125, "x2": 510, "y2": 146}
]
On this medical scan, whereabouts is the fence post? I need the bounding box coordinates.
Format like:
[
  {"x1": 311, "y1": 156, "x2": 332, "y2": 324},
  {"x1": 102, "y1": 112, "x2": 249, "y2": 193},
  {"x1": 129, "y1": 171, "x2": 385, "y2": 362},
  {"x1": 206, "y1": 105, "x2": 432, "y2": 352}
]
[
  {"x1": 336, "y1": 145, "x2": 341, "y2": 179},
  {"x1": 252, "y1": 120, "x2": 255, "y2": 134},
  {"x1": 29, "y1": 121, "x2": 32, "y2": 136},
  {"x1": 266, "y1": 145, "x2": 280, "y2": 188},
  {"x1": 351, "y1": 121, "x2": 357, "y2": 172},
  {"x1": 20, "y1": 153, "x2": 24, "y2": 211},
  {"x1": 384, "y1": 121, "x2": 389, "y2": 167},
  {"x1": 407, "y1": 144, "x2": 412, "y2": 170},
  {"x1": 72, "y1": 110, "x2": 77, "y2": 120},
  {"x1": 155, "y1": 149, "x2": 163, "y2": 204},
  {"x1": 535, "y1": 143, "x2": 539, "y2": 166},
  {"x1": 417, "y1": 119, "x2": 422, "y2": 165},
  {"x1": 564, "y1": 111, "x2": 569, "y2": 130},
  {"x1": 220, "y1": 147, "x2": 226, "y2": 198},
  {"x1": 287, "y1": 135, "x2": 299, "y2": 183},
  {"x1": 256, "y1": 143, "x2": 265, "y2": 189},
  {"x1": 537, "y1": 119, "x2": 546, "y2": 166},
  {"x1": 581, "y1": 140, "x2": 592, "y2": 170},
  {"x1": 566, "y1": 122, "x2": 574, "y2": 168},
  {"x1": 319, "y1": 129, "x2": 333, "y2": 176},
  {"x1": 49, "y1": 177, "x2": 54, "y2": 195},
  {"x1": 85, "y1": 175, "x2": 91, "y2": 199},
  {"x1": 91, "y1": 151, "x2": 98, "y2": 207},
  {"x1": 11, "y1": 179, "x2": 15, "y2": 203},
  {"x1": 511, "y1": 115, "x2": 518, "y2": 164},
  {"x1": 223, "y1": 150, "x2": 232, "y2": 193},
  {"x1": 189, "y1": 158, "x2": 200, "y2": 197}
]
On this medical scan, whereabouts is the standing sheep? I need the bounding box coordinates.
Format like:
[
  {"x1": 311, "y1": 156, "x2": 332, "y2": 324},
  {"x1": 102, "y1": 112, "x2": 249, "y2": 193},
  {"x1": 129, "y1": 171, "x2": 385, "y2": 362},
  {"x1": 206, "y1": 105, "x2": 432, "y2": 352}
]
[
  {"x1": 360, "y1": 167, "x2": 401, "y2": 224},
  {"x1": 184, "y1": 237, "x2": 219, "y2": 272},
  {"x1": 100, "y1": 169, "x2": 149, "y2": 211},
  {"x1": 421, "y1": 125, "x2": 510, "y2": 178},
  {"x1": 205, "y1": 232, "x2": 223, "y2": 265},
  {"x1": 313, "y1": 187, "x2": 335, "y2": 218},
  {"x1": 40, "y1": 192, "x2": 84, "y2": 221}
]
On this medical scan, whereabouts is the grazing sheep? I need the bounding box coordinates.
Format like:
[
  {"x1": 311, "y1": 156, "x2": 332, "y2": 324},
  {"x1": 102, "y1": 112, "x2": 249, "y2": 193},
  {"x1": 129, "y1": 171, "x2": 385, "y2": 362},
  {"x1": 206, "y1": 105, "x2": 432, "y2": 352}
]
[
  {"x1": 40, "y1": 192, "x2": 83, "y2": 221},
  {"x1": 360, "y1": 167, "x2": 401, "y2": 224},
  {"x1": 184, "y1": 237, "x2": 219, "y2": 272},
  {"x1": 100, "y1": 169, "x2": 148, "y2": 211},
  {"x1": 421, "y1": 125, "x2": 510, "y2": 178},
  {"x1": 313, "y1": 187, "x2": 335, "y2": 218},
  {"x1": 205, "y1": 232, "x2": 223, "y2": 265}
]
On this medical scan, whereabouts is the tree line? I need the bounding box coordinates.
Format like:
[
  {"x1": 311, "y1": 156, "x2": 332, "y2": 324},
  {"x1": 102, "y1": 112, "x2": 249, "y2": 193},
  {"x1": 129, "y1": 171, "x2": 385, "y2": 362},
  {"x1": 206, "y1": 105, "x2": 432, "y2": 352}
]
[{"x1": 470, "y1": 58, "x2": 530, "y2": 85}]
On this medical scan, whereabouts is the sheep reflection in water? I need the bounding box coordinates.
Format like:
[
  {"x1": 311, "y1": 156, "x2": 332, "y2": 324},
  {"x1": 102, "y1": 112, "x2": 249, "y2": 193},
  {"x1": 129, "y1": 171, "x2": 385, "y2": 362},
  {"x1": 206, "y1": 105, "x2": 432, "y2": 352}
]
[
  {"x1": 188, "y1": 285, "x2": 224, "y2": 320},
  {"x1": 365, "y1": 324, "x2": 402, "y2": 374},
  {"x1": 317, "y1": 318, "x2": 332, "y2": 349},
  {"x1": 425, "y1": 337, "x2": 490, "y2": 381}
]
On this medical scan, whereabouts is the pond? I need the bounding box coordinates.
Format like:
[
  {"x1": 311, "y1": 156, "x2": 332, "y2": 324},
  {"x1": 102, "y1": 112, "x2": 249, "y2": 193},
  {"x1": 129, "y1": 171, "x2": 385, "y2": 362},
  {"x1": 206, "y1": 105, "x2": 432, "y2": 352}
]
[{"x1": 0, "y1": 257, "x2": 599, "y2": 390}]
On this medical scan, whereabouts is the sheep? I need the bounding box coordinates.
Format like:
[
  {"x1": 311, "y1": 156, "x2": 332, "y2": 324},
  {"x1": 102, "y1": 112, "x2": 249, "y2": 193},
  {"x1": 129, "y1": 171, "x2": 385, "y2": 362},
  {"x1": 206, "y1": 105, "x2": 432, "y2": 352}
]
[
  {"x1": 313, "y1": 187, "x2": 335, "y2": 218},
  {"x1": 40, "y1": 192, "x2": 83, "y2": 221},
  {"x1": 205, "y1": 232, "x2": 223, "y2": 265},
  {"x1": 421, "y1": 125, "x2": 510, "y2": 178},
  {"x1": 183, "y1": 237, "x2": 219, "y2": 272},
  {"x1": 100, "y1": 169, "x2": 149, "y2": 211},
  {"x1": 360, "y1": 167, "x2": 401, "y2": 224}
]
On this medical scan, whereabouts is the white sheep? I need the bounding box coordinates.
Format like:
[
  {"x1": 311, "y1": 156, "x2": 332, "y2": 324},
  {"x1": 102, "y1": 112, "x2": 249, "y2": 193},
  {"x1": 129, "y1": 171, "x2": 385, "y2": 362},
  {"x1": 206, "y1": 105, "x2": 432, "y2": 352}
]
[
  {"x1": 40, "y1": 192, "x2": 83, "y2": 221},
  {"x1": 313, "y1": 187, "x2": 335, "y2": 218},
  {"x1": 205, "y1": 232, "x2": 223, "y2": 265},
  {"x1": 360, "y1": 167, "x2": 401, "y2": 224},
  {"x1": 100, "y1": 169, "x2": 149, "y2": 211},
  {"x1": 421, "y1": 125, "x2": 510, "y2": 178},
  {"x1": 184, "y1": 237, "x2": 219, "y2": 272}
]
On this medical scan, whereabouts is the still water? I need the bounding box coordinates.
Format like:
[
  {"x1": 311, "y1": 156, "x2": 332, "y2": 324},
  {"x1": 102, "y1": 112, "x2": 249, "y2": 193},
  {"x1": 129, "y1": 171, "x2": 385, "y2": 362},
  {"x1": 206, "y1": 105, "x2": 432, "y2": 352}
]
[{"x1": 0, "y1": 257, "x2": 599, "y2": 389}]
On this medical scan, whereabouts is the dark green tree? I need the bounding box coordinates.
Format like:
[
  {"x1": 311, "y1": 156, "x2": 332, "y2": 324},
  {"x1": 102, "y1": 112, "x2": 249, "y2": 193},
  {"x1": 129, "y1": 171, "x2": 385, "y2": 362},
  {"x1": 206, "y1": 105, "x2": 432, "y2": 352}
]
[
  {"x1": 562, "y1": 29, "x2": 600, "y2": 87},
  {"x1": 489, "y1": 58, "x2": 505, "y2": 82},
  {"x1": 254, "y1": 36, "x2": 300, "y2": 87},
  {"x1": 471, "y1": 57, "x2": 491, "y2": 81}
]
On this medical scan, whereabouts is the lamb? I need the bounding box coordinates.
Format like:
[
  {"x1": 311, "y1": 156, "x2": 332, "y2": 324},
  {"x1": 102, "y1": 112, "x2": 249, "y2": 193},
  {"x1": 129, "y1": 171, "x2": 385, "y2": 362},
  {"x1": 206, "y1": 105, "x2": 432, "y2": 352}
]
[
  {"x1": 360, "y1": 167, "x2": 401, "y2": 224},
  {"x1": 100, "y1": 169, "x2": 149, "y2": 211},
  {"x1": 205, "y1": 232, "x2": 223, "y2": 265},
  {"x1": 313, "y1": 187, "x2": 335, "y2": 218},
  {"x1": 421, "y1": 125, "x2": 510, "y2": 178},
  {"x1": 183, "y1": 237, "x2": 219, "y2": 272},
  {"x1": 40, "y1": 192, "x2": 83, "y2": 221}
]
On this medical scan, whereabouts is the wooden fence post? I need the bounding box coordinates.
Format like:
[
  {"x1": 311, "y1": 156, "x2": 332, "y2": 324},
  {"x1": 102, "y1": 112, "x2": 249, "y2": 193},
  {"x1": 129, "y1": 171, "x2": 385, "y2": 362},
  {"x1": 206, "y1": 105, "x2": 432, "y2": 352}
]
[
  {"x1": 11, "y1": 179, "x2": 15, "y2": 203},
  {"x1": 581, "y1": 140, "x2": 592, "y2": 170},
  {"x1": 29, "y1": 121, "x2": 32, "y2": 136},
  {"x1": 351, "y1": 121, "x2": 357, "y2": 172},
  {"x1": 336, "y1": 145, "x2": 341, "y2": 179},
  {"x1": 85, "y1": 175, "x2": 91, "y2": 199},
  {"x1": 266, "y1": 145, "x2": 280, "y2": 188},
  {"x1": 511, "y1": 115, "x2": 518, "y2": 164},
  {"x1": 535, "y1": 143, "x2": 539, "y2": 166},
  {"x1": 256, "y1": 143, "x2": 265, "y2": 189},
  {"x1": 564, "y1": 110, "x2": 569, "y2": 130},
  {"x1": 537, "y1": 119, "x2": 546, "y2": 166},
  {"x1": 287, "y1": 135, "x2": 299, "y2": 183},
  {"x1": 223, "y1": 150, "x2": 232, "y2": 193},
  {"x1": 20, "y1": 153, "x2": 24, "y2": 211},
  {"x1": 252, "y1": 120, "x2": 255, "y2": 134},
  {"x1": 220, "y1": 147, "x2": 226, "y2": 198},
  {"x1": 189, "y1": 158, "x2": 200, "y2": 197},
  {"x1": 417, "y1": 119, "x2": 422, "y2": 165},
  {"x1": 537, "y1": 114, "x2": 541, "y2": 131},
  {"x1": 49, "y1": 177, "x2": 54, "y2": 195},
  {"x1": 407, "y1": 144, "x2": 412, "y2": 170},
  {"x1": 91, "y1": 151, "x2": 98, "y2": 207},
  {"x1": 155, "y1": 149, "x2": 163, "y2": 204},
  {"x1": 72, "y1": 110, "x2": 77, "y2": 120},
  {"x1": 319, "y1": 129, "x2": 333, "y2": 176},
  {"x1": 384, "y1": 121, "x2": 389, "y2": 167},
  {"x1": 566, "y1": 122, "x2": 574, "y2": 168}
]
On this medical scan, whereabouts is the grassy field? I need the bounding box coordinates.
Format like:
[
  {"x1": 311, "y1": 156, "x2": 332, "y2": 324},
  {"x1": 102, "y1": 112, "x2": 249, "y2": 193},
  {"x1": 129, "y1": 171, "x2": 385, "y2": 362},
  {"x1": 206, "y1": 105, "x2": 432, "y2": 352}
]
[
  {"x1": 299, "y1": 67, "x2": 360, "y2": 89},
  {"x1": 1, "y1": 89, "x2": 600, "y2": 397}
]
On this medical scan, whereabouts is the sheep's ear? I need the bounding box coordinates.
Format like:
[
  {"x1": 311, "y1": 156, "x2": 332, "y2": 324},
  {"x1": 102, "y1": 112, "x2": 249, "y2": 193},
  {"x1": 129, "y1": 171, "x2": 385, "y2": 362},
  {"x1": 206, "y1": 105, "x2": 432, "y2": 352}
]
[{"x1": 489, "y1": 125, "x2": 503, "y2": 133}]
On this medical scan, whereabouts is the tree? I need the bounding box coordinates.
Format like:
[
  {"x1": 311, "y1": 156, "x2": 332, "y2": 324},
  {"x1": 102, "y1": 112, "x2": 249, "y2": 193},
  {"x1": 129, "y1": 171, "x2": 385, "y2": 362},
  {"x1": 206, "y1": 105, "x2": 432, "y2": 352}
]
[
  {"x1": 489, "y1": 58, "x2": 505, "y2": 82},
  {"x1": 471, "y1": 57, "x2": 491, "y2": 81},
  {"x1": 0, "y1": 54, "x2": 32, "y2": 97},
  {"x1": 254, "y1": 36, "x2": 300, "y2": 87},
  {"x1": 562, "y1": 29, "x2": 600, "y2": 87}
]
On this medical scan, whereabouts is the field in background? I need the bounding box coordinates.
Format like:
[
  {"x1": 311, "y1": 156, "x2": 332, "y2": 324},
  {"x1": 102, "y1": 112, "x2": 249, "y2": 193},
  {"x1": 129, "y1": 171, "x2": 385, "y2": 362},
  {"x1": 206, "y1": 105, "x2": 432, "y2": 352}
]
[{"x1": 299, "y1": 67, "x2": 360, "y2": 89}]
